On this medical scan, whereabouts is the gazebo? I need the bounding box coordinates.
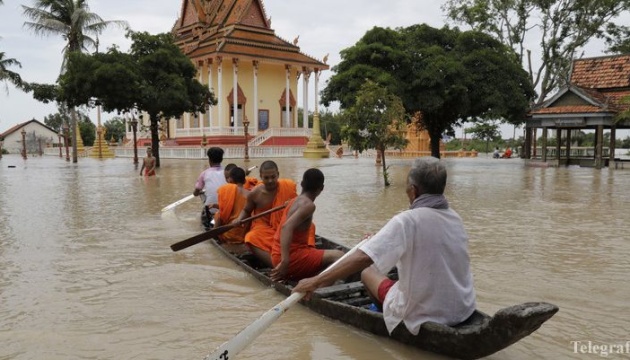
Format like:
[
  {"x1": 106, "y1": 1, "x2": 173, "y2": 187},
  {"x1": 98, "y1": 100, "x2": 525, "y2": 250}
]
[{"x1": 525, "y1": 54, "x2": 630, "y2": 168}]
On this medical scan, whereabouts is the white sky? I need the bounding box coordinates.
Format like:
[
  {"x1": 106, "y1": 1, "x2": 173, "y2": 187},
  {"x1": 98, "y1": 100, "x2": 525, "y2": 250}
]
[{"x1": 0, "y1": 0, "x2": 624, "y2": 138}]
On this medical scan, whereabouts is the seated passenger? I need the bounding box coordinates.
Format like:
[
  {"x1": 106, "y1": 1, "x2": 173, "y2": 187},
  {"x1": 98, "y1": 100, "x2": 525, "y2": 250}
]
[
  {"x1": 502, "y1": 147, "x2": 513, "y2": 158},
  {"x1": 234, "y1": 160, "x2": 298, "y2": 267},
  {"x1": 270, "y1": 168, "x2": 343, "y2": 281},
  {"x1": 293, "y1": 157, "x2": 476, "y2": 335},
  {"x1": 214, "y1": 167, "x2": 250, "y2": 244}
]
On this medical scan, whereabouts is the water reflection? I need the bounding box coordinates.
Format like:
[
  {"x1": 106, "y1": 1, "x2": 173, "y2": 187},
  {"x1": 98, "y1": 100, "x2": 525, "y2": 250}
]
[{"x1": 0, "y1": 155, "x2": 629, "y2": 359}]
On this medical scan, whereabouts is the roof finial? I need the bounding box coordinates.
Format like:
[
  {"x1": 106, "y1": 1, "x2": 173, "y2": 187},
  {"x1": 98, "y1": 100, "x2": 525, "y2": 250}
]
[
  {"x1": 323, "y1": 53, "x2": 329, "y2": 64},
  {"x1": 293, "y1": 35, "x2": 299, "y2": 46}
]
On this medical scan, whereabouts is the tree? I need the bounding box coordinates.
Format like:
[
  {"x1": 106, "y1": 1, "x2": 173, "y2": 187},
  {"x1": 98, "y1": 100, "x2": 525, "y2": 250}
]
[
  {"x1": 58, "y1": 31, "x2": 215, "y2": 167},
  {"x1": 443, "y1": 0, "x2": 630, "y2": 104},
  {"x1": 409, "y1": 27, "x2": 534, "y2": 157},
  {"x1": 22, "y1": 0, "x2": 127, "y2": 163},
  {"x1": 0, "y1": 51, "x2": 24, "y2": 92},
  {"x1": 465, "y1": 121, "x2": 500, "y2": 154},
  {"x1": 321, "y1": 26, "x2": 408, "y2": 109},
  {"x1": 43, "y1": 104, "x2": 71, "y2": 132},
  {"x1": 78, "y1": 115, "x2": 95, "y2": 146},
  {"x1": 341, "y1": 80, "x2": 407, "y2": 186},
  {"x1": 323, "y1": 25, "x2": 534, "y2": 159},
  {"x1": 103, "y1": 116, "x2": 126, "y2": 143}
]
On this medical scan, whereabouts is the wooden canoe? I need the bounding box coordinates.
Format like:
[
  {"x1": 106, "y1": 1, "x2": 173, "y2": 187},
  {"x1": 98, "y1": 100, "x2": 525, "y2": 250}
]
[{"x1": 209, "y1": 236, "x2": 558, "y2": 360}]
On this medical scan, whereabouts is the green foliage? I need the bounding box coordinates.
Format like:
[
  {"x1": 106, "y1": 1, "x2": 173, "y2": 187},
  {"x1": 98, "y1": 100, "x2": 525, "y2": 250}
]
[
  {"x1": 443, "y1": 0, "x2": 630, "y2": 103},
  {"x1": 297, "y1": 107, "x2": 344, "y2": 145},
  {"x1": 43, "y1": 105, "x2": 71, "y2": 132},
  {"x1": 78, "y1": 117, "x2": 95, "y2": 146},
  {"x1": 56, "y1": 31, "x2": 215, "y2": 167},
  {"x1": 103, "y1": 116, "x2": 126, "y2": 143},
  {"x1": 323, "y1": 24, "x2": 534, "y2": 158},
  {"x1": 465, "y1": 121, "x2": 501, "y2": 154},
  {"x1": 341, "y1": 80, "x2": 407, "y2": 186},
  {"x1": 22, "y1": 0, "x2": 127, "y2": 163},
  {"x1": 321, "y1": 27, "x2": 407, "y2": 109},
  {"x1": 0, "y1": 51, "x2": 24, "y2": 92}
]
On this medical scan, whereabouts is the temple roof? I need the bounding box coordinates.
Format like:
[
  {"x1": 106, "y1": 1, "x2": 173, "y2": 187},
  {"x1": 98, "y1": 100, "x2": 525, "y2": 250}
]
[{"x1": 173, "y1": 0, "x2": 328, "y2": 69}]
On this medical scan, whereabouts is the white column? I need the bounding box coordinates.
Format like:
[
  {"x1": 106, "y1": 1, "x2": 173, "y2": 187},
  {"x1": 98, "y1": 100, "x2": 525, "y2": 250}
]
[
  {"x1": 253, "y1": 60, "x2": 259, "y2": 134},
  {"x1": 198, "y1": 63, "x2": 203, "y2": 128},
  {"x1": 233, "y1": 58, "x2": 239, "y2": 129},
  {"x1": 302, "y1": 68, "x2": 310, "y2": 129},
  {"x1": 285, "y1": 65, "x2": 291, "y2": 128},
  {"x1": 217, "y1": 57, "x2": 223, "y2": 131},
  {"x1": 295, "y1": 71, "x2": 301, "y2": 128},
  {"x1": 207, "y1": 58, "x2": 213, "y2": 129},
  {"x1": 314, "y1": 69, "x2": 320, "y2": 118}
]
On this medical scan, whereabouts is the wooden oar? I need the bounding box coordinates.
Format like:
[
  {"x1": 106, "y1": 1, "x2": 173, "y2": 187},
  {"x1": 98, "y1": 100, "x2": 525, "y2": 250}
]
[
  {"x1": 170, "y1": 203, "x2": 288, "y2": 252},
  {"x1": 161, "y1": 194, "x2": 196, "y2": 212},
  {"x1": 203, "y1": 237, "x2": 369, "y2": 360}
]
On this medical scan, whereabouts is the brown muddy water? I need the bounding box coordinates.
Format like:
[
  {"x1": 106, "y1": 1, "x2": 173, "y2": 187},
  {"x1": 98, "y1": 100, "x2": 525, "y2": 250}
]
[{"x1": 1, "y1": 154, "x2": 628, "y2": 359}]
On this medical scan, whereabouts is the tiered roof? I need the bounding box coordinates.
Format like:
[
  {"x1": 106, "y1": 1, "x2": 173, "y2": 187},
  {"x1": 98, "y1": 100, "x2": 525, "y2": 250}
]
[
  {"x1": 173, "y1": 0, "x2": 328, "y2": 69},
  {"x1": 531, "y1": 54, "x2": 630, "y2": 115}
]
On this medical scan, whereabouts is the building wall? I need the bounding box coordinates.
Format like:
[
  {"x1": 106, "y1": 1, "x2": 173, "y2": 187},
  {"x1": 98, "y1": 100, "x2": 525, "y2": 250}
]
[
  {"x1": 3, "y1": 123, "x2": 59, "y2": 154},
  {"x1": 175, "y1": 57, "x2": 300, "y2": 137}
]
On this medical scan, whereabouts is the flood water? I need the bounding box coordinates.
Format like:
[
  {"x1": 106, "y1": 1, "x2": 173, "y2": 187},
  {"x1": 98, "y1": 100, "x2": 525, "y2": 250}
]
[{"x1": 1, "y1": 154, "x2": 629, "y2": 359}]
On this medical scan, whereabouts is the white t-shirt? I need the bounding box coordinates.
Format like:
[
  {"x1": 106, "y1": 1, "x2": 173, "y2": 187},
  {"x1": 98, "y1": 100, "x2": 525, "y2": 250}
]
[
  {"x1": 360, "y1": 207, "x2": 476, "y2": 335},
  {"x1": 195, "y1": 166, "x2": 226, "y2": 213}
]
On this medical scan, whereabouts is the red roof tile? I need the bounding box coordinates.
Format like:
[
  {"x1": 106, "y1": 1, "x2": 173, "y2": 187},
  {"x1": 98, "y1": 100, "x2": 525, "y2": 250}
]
[
  {"x1": 530, "y1": 105, "x2": 608, "y2": 115},
  {"x1": 571, "y1": 54, "x2": 630, "y2": 89}
]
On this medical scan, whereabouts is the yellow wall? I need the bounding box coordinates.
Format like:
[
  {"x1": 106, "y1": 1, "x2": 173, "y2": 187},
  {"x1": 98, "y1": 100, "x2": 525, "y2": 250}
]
[{"x1": 189, "y1": 58, "x2": 299, "y2": 133}]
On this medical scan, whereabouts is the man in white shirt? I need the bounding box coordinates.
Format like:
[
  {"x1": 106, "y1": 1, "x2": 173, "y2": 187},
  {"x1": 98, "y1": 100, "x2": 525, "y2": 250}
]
[
  {"x1": 293, "y1": 157, "x2": 476, "y2": 335},
  {"x1": 194, "y1": 147, "x2": 227, "y2": 230}
]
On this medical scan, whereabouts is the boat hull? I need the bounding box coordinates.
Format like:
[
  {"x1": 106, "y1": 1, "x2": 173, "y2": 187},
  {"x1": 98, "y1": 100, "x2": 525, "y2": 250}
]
[{"x1": 208, "y1": 236, "x2": 558, "y2": 359}]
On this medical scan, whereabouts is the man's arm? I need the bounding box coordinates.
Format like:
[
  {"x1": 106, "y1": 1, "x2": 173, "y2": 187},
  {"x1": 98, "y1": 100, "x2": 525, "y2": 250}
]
[
  {"x1": 139, "y1": 159, "x2": 145, "y2": 176},
  {"x1": 292, "y1": 250, "x2": 373, "y2": 299}
]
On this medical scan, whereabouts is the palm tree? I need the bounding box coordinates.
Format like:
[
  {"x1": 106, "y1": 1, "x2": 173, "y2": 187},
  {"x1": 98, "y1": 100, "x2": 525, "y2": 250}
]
[
  {"x1": 22, "y1": 0, "x2": 127, "y2": 162},
  {"x1": 0, "y1": 52, "x2": 24, "y2": 93}
]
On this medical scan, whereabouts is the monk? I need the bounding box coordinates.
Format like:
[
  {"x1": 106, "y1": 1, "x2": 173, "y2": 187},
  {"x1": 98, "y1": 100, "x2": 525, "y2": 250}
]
[
  {"x1": 270, "y1": 168, "x2": 343, "y2": 281},
  {"x1": 225, "y1": 163, "x2": 259, "y2": 190},
  {"x1": 233, "y1": 160, "x2": 298, "y2": 267},
  {"x1": 139, "y1": 147, "x2": 156, "y2": 176},
  {"x1": 214, "y1": 167, "x2": 250, "y2": 244}
]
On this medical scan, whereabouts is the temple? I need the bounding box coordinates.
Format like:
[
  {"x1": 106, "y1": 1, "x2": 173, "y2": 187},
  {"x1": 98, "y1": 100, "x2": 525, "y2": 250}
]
[{"x1": 143, "y1": 0, "x2": 329, "y2": 148}]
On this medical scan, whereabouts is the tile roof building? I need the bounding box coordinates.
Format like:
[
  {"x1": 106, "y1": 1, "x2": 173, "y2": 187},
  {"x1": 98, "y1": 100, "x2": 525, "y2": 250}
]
[
  {"x1": 526, "y1": 54, "x2": 630, "y2": 168},
  {"x1": 164, "y1": 0, "x2": 329, "y2": 147}
]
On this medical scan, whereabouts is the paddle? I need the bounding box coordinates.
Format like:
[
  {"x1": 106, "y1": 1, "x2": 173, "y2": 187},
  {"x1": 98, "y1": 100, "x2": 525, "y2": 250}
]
[
  {"x1": 161, "y1": 193, "x2": 197, "y2": 212},
  {"x1": 203, "y1": 237, "x2": 369, "y2": 360},
  {"x1": 170, "y1": 203, "x2": 288, "y2": 252},
  {"x1": 161, "y1": 166, "x2": 257, "y2": 213}
]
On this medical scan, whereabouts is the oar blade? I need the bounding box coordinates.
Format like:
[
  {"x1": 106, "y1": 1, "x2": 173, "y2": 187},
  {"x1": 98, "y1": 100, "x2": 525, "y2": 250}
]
[
  {"x1": 204, "y1": 293, "x2": 304, "y2": 360},
  {"x1": 202, "y1": 237, "x2": 369, "y2": 358},
  {"x1": 170, "y1": 225, "x2": 234, "y2": 252},
  {"x1": 161, "y1": 194, "x2": 195, "y2": 212}
]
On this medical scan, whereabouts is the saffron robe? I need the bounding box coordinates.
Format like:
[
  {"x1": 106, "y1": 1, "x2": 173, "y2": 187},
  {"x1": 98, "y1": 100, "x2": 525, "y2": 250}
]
[
  {"x1": 271, "y1": 199, "x2": 321, "y2": 280},
  {"x1": 244, "y1": 179, "x2": 297, "y2": 252},
  {"x1": 244, "y1": 176, "x2": 260, "y2": 191},
  {"x1": 214, "y1": 184, "x2": 247, "y2": 243}
]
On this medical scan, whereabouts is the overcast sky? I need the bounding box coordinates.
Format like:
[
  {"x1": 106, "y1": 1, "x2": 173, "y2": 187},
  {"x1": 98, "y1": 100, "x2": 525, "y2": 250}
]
[{"x1": 0, "y1": 0, "x2": 620, "y2": 138}]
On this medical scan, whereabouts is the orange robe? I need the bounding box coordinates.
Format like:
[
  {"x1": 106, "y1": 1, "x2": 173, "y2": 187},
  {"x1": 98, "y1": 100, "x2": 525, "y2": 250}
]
[
  {"x1": 244, "y1": 177, "x2": 260, "y2": 191},
  {"x1": 244, "y1": 179, "x2": 297, "y2": 252},
  {"x1": 214, "y1": 184, "x2": 247, "y2": 243},
  {"x1": 271, "y1": 199, "x2": 322, "y2": 280}
]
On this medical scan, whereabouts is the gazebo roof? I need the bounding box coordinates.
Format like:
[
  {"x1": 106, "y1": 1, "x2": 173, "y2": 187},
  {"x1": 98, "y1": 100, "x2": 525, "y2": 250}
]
[
  {"x1": 530, "y1": 55, "x2": 630, "y2": 119},
  {"x1": 173, "y1": 0, "x2": 328, "y2": 69}
]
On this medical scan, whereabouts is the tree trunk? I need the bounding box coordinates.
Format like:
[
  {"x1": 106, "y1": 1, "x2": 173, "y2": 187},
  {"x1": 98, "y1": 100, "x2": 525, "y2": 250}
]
[
  {"x1": 70, "y1": 106, "x2": 78, "y2": 163},
  {"x1": 150, "y1": 112, "x2": 161, "y2": 168},
  {"x1": 429, "y1": 132, "x2": 441, "y2": 159},
  {"x1": 380, "y1": 148, "x2": 390, "y2": 187}
]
